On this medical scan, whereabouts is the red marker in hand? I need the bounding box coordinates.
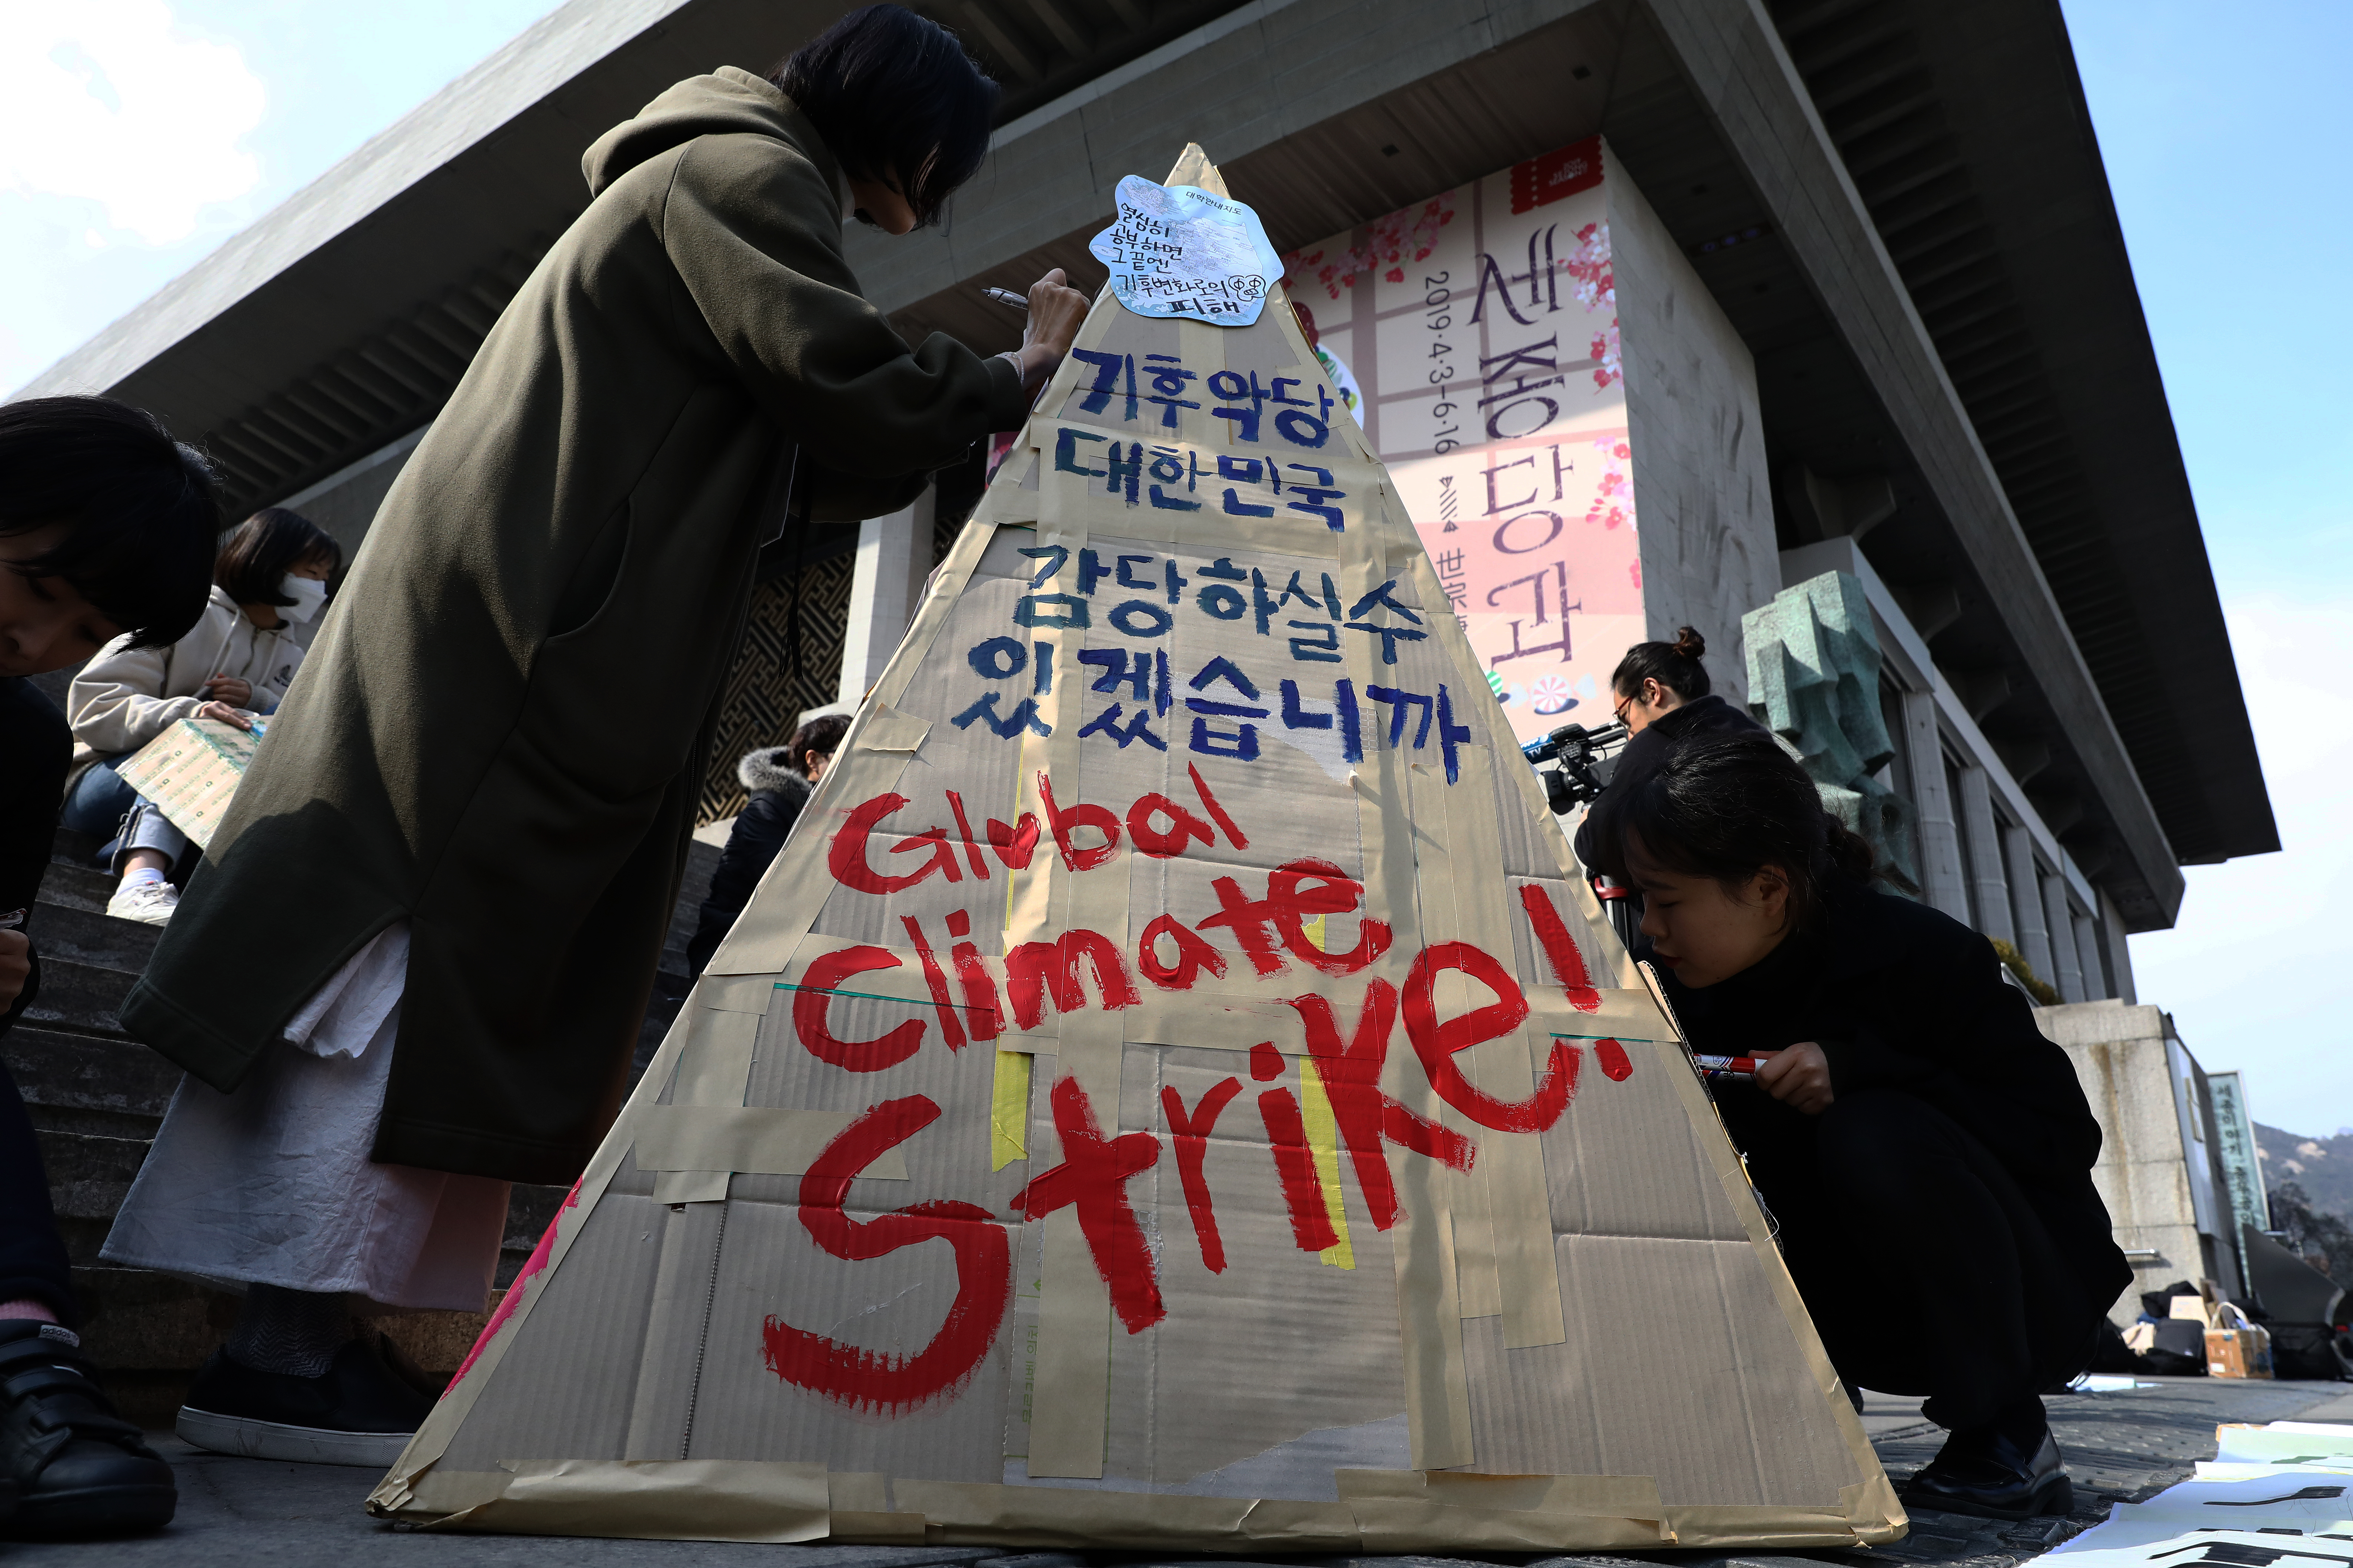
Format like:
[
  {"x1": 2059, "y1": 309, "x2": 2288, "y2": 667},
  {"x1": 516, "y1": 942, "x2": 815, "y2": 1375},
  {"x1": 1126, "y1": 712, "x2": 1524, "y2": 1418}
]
[{"x1": 1693, "y1": 1051, "x2": 1773, "y2": 1079}]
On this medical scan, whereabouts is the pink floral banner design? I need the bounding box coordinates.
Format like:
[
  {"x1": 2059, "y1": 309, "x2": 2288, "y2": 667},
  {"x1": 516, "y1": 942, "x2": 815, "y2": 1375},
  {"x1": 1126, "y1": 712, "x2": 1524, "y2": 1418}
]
[{"x1": 1282, "y1": 137, "x2": 1642, "y2": 746}]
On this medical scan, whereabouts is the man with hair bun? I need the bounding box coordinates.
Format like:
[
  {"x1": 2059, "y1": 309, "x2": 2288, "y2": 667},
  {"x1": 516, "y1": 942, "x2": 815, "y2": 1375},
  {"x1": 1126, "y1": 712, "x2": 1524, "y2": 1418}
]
[{"x1": 1571, "y1": 625, "x2": 1764, "y2": 872}]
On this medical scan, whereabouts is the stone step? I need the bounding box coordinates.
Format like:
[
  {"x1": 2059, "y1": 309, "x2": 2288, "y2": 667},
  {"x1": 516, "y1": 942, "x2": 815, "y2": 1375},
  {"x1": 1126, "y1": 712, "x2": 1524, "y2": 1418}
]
[
  {"x1": 20, "y1": 953, "x2": 134, "y2": 1037},
  {"x1": 71, "y1": 1264, "x2": 500, "y2": 1377},
  {"x1": 36, "y1": 1126, "x2": 149, "y2": 1224},
  {"x1": 23, "y1": 897, "x2": 159, "y2": 973},
  {"x1": 4, "y1": 1024, "x2": 182, "y2": 1128},
  {"x1": 50, "y1": 824, "x2": 104, "y2": 869},
  {"x1": 36, "y1": 859, "x2": 113, "y2": 914},
  {"x1": 71, "y1": 1266, "x2": 231, "y2": 1373}
]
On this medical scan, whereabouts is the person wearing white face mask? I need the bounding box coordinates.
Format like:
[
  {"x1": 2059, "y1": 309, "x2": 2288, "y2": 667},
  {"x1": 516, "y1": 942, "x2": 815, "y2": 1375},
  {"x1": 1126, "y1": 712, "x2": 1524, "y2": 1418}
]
[{"x1": 63, "y1": 507, "x2": 342, "y2": 924}]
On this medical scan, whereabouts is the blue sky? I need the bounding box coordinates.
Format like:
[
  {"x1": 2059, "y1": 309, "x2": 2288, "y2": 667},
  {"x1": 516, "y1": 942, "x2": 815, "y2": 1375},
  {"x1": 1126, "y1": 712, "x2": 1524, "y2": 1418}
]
[
  {"x1": 0, "y1": 0, "x2": 567, "y2": 393},
  {"x1": 2059, "y1": 0, "x2": 2353, "y2": 1137},
  {"x1": 2, "y1": 2, "x2": 2346, "y2": 1131}
]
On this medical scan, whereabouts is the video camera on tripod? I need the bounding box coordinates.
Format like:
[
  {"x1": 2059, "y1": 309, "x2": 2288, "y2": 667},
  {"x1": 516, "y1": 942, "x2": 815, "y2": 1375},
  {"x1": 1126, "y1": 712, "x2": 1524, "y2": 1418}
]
[{"x1": 1520, "y1": 720, "x2": 1629, "y2": 817}]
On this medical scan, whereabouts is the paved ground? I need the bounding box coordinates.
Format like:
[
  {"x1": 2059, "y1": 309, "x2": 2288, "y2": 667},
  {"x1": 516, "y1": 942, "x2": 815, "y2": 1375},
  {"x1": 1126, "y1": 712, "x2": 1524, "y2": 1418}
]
[{"x1": 7, "y1": 1380, "x2": 2350, "y2": 1565}]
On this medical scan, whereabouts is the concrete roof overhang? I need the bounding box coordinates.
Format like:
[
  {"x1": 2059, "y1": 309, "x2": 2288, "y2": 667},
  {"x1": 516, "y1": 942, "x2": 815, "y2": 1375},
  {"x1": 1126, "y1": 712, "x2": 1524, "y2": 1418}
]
[
  {"x1": 16, "y1": 0, "x2": 2269, "y2": 929},
  {"x1": 13, "y1": 0, "x2": 1245, "y2": 504}
]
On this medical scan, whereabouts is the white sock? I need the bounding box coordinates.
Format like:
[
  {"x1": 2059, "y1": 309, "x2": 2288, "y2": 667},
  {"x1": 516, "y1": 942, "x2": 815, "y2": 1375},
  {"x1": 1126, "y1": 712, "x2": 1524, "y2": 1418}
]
[{"x1": 122, "y1": 867, "x2": 167, "y2": 891}]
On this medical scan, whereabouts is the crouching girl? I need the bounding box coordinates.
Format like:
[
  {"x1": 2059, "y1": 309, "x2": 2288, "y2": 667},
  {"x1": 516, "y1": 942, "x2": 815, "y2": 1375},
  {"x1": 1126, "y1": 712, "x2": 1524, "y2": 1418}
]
[{"x1": 1591, "y1": 727, "x2": 2129, "y2": 1520}]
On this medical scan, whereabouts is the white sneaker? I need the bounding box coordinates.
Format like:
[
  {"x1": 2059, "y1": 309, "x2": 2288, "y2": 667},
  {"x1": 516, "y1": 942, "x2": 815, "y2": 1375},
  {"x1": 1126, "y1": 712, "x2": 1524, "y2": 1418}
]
[{"x1": 106, "y1": 880, "x2": 179, "y2": 925}]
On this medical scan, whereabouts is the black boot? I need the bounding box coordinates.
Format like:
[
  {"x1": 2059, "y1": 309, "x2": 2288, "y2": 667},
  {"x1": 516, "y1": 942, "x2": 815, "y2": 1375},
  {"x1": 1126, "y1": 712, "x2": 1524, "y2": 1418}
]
[
  {"x1": 0, "y1": 1320, "x2": 176, "y2": 1538},
  {"x1": 178, "y1": 1336, "x2": 433, "y2": 1468},
  {"x1": 1904, "y1": 1397, "x2": 2071, "y2": 1520}
]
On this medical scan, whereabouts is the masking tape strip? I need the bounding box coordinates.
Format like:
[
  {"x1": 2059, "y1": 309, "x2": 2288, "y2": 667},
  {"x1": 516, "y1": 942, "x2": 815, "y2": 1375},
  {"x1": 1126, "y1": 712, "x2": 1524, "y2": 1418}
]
[
  {"x1": 1525, "y1": 986, "x2": 1675, "y2": 1042},
  {"x1": 990, "y1": 1048, "x2": 1031, "y2": 1170},
  {"x1": 1390, "y1": 1158, "x2": 1474, "y2": 1469},
  {"x1": 633, "y1": 1105, "x2": 909, "y2": 1179},
  {"x1": 386, "y1": 1468, "x2": 508, "y2": 1515},
  {"x1": 413, "y1": 1460, "x2": 827, "y2": 1543},
  {"x1": 1337, "y1": 1468, "x2": 1664, "y2": 1515},
  {"x1": 855, "y1": 702, "x2": 932, "y2": 754},
  {"x1": 1346, "y1": 754, "x2": 1475, "y2": 1466},
  {"x1": 1441, "y1": 747, "x2": 1566, "y2": 1350},
  {"x1": 1016, "y1": 494, "x2": 1121, "y2": 1482},
  {"x1": 826, "y1": 1512, "x2": 928, "y2": 1544},
  {"x1": 693, "y1": 972, "x2": 777, "y2": 1014},
  {"x1": 651, "y1": 1169, "x2": 730, "y2": 1205},
  {"x1": 1666, "y1": 1490, "x2": 1907, "y2": 1549},
  {"x1": 1122, "y1": 988, "x2": 1319, "y2": 1051},
  {"x1": 891, "y1": 1469, "x2": 1874, "y2": 1554},
  {"x1": 1344, "y1": 1500, "x2": 1670, "y2": 1554},
  {"x1": 1403, "y1": 760, "x2": 1500, "y2": 1322},
  {"x1": 387, "y1": 1465, "x2": 1891, "y2": 1553},
  {"x1": 1337, "y1": 1469, "x2": 1674, "y2": 1553},
  {"x1": 1027, "y1": 1203, "x2": 1111, "y2": 1479},
  {"x1": 892, "y1": 1477, "x2": 1361, "y2": 1552},
  {"x1": 670, "y1": 1008, "x2": 759, "y2": 1109},
  {"x1": 827, "y1": 1471, "x2": 887, "y2": 1511},
  {"x1": 1025, "y1": 1002, "x2": 1124, "y2": 1478},
  {"x1": 1166, "y1": 513, "x2": 1347, "y2": 561}
]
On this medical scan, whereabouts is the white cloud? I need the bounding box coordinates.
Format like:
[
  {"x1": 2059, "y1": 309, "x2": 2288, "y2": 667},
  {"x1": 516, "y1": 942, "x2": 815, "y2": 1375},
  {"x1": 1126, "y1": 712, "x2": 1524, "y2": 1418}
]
[
  {"x1": 2129, "y1": 587, "x2": 2353, "y2": 1134},
  {"x1": 0, "y1": 1, "x2": 265, "y2": 245}
]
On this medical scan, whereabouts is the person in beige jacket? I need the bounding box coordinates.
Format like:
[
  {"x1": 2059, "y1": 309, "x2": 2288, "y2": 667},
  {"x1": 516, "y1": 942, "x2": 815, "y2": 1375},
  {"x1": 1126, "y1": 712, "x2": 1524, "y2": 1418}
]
[{"x1": 63, "y1": 507, "x2": 340, "y2": 923}]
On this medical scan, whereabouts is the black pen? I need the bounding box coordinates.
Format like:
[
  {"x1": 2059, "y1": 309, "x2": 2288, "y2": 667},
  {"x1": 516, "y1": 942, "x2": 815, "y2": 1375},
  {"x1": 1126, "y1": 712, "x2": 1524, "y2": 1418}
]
[{"x1": 982, "y1": 287, "x2": 1028, "y2": 312}]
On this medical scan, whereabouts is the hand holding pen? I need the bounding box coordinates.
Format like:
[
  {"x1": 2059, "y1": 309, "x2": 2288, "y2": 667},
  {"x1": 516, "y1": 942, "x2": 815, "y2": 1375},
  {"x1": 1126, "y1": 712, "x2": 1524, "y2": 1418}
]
[{"x1": 1695, "y1": 1042, "x2": 1835, "y2": 1115}]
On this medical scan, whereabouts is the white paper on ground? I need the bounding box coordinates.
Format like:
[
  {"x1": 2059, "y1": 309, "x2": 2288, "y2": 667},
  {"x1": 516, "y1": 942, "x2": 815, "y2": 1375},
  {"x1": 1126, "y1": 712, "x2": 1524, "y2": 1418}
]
[
  {"x1": 2219, "y1": 1425, "x2": 2353, "y2": 1466},
  {"x1": 2041, "y1": 1426, "x2": 2353, "y2": 1564},
  {"x1": 2040, "y1": 1528, "x2": 2353, "y2": 1568},
  {"x1": 2203, "y1": 1462, "x2": 2353, "y2": 1481}
]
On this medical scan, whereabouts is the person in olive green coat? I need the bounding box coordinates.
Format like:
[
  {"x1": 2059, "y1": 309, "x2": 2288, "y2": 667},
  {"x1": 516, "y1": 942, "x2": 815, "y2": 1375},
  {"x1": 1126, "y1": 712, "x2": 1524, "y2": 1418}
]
[
  {"x1": 117, "y1": 6, "x2": 1082, "y2": 1467},
  {"x1": 111, "y1": 8, "x2": 1085, "y2": 1462}
]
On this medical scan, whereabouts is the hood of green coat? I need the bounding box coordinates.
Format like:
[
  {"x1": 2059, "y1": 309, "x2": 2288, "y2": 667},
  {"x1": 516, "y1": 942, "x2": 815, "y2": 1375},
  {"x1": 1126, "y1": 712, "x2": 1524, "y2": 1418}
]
[{"x1": 582, "y1": 66, "x2": 843, "y2": 207}]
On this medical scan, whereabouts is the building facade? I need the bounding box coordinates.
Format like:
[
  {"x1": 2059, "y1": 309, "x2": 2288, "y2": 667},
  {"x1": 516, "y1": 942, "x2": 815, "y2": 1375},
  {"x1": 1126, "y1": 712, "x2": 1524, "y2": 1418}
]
[{"x1": 17, "y1": 0, "x2": 2277, "y2": 1309}]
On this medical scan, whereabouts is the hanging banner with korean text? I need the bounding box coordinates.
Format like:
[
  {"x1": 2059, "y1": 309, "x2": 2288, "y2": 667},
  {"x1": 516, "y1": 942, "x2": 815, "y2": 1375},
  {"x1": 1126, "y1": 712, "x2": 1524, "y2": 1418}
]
[
  {"x1": 1283, "y1": 137, "x2": 1639, "y2": 743},
  {"x1": 370, "y1": 146, "x2": 1897, "y2": 1555}
]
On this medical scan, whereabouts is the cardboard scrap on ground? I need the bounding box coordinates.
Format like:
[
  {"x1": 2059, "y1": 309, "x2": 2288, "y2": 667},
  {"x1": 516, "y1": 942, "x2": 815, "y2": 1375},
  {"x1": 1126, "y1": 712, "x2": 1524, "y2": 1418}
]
[
  {"x1": 2041, "y1": 1422, "x2": 2353, "y2": 1567},
  {"x1": 365, "y1": 146, "x2": 1902, "y2": 1551},
  {"x1": 112, "y1": 716, "x2": 263, "y2": 850}
]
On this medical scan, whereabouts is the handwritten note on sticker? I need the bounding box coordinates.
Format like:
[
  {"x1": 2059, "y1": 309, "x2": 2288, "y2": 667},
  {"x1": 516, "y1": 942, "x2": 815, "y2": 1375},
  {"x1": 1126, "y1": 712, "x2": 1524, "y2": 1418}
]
[{"x1": 1089, "y1": 176, "x2": 1281, "y2": 327}]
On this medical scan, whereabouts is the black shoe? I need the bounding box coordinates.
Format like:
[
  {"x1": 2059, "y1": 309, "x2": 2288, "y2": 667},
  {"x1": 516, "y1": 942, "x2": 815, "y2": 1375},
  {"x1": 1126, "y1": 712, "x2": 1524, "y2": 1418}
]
[
  {"x1": 1904, "y1": 1424, "x2": 2072, "y2": 1520},
  {"x1": 177, "y1": 1336, "x2": 433, "y2": 1468},
  {"x1": 0, "y1": 1320, "x2": 176, "y2": 1538}
]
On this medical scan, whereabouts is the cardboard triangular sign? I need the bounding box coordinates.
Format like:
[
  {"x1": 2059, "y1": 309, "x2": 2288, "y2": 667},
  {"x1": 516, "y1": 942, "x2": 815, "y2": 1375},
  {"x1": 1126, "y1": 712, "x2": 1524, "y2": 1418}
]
[{"x1": 371, "y1": 147, "x2": 1903, "y2": 1551}]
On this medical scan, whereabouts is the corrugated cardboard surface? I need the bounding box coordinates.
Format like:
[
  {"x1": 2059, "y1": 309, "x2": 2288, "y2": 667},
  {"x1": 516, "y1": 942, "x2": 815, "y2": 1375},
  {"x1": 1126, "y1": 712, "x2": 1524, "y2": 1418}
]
[{"x1": 367, "y1": 147, "x2": 1904, "y2": 1551}]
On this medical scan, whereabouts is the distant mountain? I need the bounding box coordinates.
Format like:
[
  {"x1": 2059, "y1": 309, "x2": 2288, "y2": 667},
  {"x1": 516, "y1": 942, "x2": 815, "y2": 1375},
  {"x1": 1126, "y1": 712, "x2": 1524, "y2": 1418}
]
[{"x1": 2256, "y1": 1122, "x2": 2353, "y2": 1222}]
